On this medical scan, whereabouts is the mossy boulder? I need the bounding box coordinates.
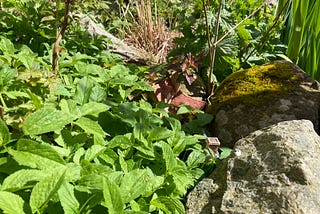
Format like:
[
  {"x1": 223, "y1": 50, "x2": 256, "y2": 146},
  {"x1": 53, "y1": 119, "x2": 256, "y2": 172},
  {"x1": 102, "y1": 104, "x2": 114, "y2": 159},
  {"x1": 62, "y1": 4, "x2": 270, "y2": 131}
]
[{"x1": 206, "y1": 60, "x2": 320, "y2": 147}]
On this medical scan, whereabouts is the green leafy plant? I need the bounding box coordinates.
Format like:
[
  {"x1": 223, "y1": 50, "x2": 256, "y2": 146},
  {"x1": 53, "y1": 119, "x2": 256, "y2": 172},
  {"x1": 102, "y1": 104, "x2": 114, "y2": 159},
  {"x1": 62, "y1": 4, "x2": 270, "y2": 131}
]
[
  {"x1": 277, "y1": 0, "x2": 320, "y2": 79},
  {"x1": 171, "y1": 0, "x2": 287, "y2": 86},
  {"x1": 0, "y1": 1, "x2": 239, "y2": 213}
]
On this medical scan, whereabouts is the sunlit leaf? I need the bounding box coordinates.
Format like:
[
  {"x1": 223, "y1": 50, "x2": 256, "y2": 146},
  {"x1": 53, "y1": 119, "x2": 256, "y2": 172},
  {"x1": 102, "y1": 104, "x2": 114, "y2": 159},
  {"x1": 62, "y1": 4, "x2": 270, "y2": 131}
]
[
  {"x1": 148, "y1": 127, "x2": 173, "y2": 141},
  {"x1": 74, "y1": 117, "x2": 107, "y2": 136},
  {"x1": 2, "y1": 169, "x2": 47, "y2": 191},
  {"x1": 22, "y1": 107, "x2": 75, "y2": 135},
  {"x1": 81, "y1": 102, "x2": 110, "y2": 117},
  {"x1": 17, "y1": 139, "x2": 65, "y2": 164},
  {"x1": 74, "y1": 76, "x2": 94, "y2": 105},
  {"x1": 150, "y1": 196, "x2": 184, "y2": 214},
  {"x1": 8, "y1": 148, "x2": 64, "y2": 170},
  {"x1": 58, "y1": 182, "x2": 80, "y2": 214},
  {"x1": 30, "y1": 167, "x2": 66, "y2": 213},
  {"x1": 0, "y1": 191, "x2": 25, "y2": 214},
  {"x1": 186, "y1": 150, "x2": 206, "y2": 169},
  {"x1": 120, "y1": 169, "x2": 149, "y2": 203},
  {"x1": 102, "y1": 177, "x2": 124, "y2": 214}
]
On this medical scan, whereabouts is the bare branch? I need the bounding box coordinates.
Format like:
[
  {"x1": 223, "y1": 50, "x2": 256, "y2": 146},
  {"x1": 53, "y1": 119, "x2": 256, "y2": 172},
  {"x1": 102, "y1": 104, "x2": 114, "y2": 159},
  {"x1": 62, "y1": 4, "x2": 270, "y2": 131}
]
[{"x1": 52, "y1": 0, "x2": 71, "y2": 76}]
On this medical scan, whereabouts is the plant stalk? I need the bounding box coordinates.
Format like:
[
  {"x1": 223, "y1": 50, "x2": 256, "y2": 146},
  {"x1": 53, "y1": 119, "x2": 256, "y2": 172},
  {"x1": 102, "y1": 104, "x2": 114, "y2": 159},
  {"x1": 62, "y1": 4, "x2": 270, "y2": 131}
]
[
  {"x1": 213, "y1": 2, "x2": 265, "y2": 47},
  {"x1": 52, "y1": 0, "x2": 71, "y2": 76},
  {"x1": 207, "y1": 0, "x2": 223, "y2": 97},
  {"x1": 202, "y1": 0, "x2": 212, "y2": 91},
  {"x1": 0, "y1": 93, "x2": 7, "y2": 109}
]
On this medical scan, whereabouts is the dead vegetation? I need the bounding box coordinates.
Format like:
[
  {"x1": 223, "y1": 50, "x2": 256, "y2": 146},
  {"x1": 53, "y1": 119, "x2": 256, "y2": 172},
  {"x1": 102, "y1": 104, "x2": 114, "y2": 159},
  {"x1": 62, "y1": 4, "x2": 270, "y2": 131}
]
[{"x1": 124, "y1": 0, "x2": 181, "y2": 63}]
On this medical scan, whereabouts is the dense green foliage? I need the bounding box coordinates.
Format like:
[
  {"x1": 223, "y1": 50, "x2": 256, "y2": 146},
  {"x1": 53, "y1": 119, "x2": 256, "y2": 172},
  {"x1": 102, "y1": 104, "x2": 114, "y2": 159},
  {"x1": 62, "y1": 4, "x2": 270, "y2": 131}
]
[
  {"x1": 0, "y1": 0, "x2": 318, "y2": 213},
  {"x1": 0, "y1": 1, "x2": 228, "y2": 213},
  {"x1": 171, "y1": 0, "x2": 286, "y2": 82},
  {"x1": 0, "y1": 34, "x2": 225, "y2": 213}
]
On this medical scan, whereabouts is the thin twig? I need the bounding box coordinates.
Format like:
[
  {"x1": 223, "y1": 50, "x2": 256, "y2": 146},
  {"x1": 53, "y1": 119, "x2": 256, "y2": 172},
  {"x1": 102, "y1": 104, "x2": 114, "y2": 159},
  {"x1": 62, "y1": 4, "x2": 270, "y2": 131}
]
[
  {"x1": 213, "y1": 2, "x2": 266, "y2": 47},
  {"x1": 52, "y1": 0, "x2": 71, "y2": 76},
  {"x1": 242, "y1": 0, "x2": 290, "y2": 65},
  {"x1": 202, "y1": 0, "x2": 212, "y2": 83},
  {"x1": 207, "y1": 0, "x2": 223, "y2": 97}
]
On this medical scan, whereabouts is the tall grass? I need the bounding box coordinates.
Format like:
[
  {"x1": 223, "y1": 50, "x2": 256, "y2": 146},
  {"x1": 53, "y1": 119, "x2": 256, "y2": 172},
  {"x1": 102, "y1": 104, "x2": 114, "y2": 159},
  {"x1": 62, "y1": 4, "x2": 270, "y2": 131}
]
[
  {"x1": 125, "y1": 0, "x2": 180, "y2": 63},
  {"x1": 277, "y1": 0, "x2": 320, "y2": 79}
]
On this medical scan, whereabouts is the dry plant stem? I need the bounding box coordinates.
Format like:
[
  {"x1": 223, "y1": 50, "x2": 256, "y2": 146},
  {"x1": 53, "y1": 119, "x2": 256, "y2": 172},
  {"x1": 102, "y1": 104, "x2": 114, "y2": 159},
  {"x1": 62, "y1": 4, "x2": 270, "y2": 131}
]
[
  {"x1": 207, "y1": 0, "x2": 223, "y2": 97},
  {"x1": 202, "y1": 0, "x2": 213, "y2": 95},
  {"x1": 202, "y1": 0, "x2": 212, "y2": 67},
  {"x1": 52, "y1": 0, "x2": 71, "y2": 76},
  {"x1": 0, "y1": 93, "x2": 7, "y2": 109},
  {"x1": 213, "y1": 2, "x2": 266, "y2": 47},
  {"x1": 243, "y1": 0, "x2": 290, "y2": 64}
]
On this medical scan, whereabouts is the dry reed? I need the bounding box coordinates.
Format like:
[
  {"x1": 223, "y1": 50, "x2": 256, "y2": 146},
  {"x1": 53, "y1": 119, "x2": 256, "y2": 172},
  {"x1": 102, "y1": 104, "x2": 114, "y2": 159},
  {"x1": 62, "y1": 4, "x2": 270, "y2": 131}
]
[{"x1": 125, "y1": 0, "x2": 180, "y2": 63}]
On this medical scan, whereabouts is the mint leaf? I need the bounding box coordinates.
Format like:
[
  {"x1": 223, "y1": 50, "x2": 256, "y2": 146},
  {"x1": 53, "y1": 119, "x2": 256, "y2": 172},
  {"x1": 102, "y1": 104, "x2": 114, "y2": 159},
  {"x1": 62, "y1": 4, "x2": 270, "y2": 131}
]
[
  {"x1": 102, "y1": 177, "x2": 124, "y2": 214},
  {"x1": 30, "y1": 167, "x2": 66, "y2": 213},
  {"x1": 0, "y1": 191, "x2": 25, "y2": 214},
  {"x1": 22, "y1": 107, "x2": 75, "y2": 135}
]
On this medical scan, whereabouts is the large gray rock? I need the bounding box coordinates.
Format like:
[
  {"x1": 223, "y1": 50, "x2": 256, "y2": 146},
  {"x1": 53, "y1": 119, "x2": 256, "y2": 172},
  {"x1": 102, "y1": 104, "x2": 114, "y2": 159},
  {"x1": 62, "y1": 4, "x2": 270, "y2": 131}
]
[
  {"x1": 206, "y1": 61, "x2": 320, "y2": 148},
  {"x1": 186, "y1": 120, "x2": 320, "y2": 214}
]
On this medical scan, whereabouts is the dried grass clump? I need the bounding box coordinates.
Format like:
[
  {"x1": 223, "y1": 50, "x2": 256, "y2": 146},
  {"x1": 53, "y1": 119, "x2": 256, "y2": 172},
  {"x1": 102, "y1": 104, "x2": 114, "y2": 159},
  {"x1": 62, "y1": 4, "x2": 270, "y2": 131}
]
[{"x1": 125, "y1": 0, "x2": 181, "y2": 63}]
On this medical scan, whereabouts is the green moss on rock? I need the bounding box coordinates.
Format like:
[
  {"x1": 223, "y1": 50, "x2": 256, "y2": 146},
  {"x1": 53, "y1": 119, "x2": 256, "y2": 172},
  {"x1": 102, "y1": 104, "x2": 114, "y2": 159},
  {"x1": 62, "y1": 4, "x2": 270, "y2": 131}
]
[{"x1": 207, "y1": 61, "x2": 301, "y2": 114}]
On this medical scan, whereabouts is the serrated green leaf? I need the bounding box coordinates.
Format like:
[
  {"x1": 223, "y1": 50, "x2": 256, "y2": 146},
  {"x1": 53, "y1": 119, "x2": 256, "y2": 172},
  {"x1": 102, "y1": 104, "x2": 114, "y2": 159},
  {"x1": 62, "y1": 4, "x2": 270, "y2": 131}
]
[
  {"x1": 74, "y1": 117, "x2": 107, "y2": 136},
  {"x1": 22, "y1": 107, "x2": 75, "y2": 135},
  {"x1": 79, "y1": 174, "x2": 104, "y2": 190},
  {"x1": 169, "y1": 196, "x2": 185, "y2": 214},
  {"x1": 53, "y1": 83, "x2": 72, "y2": 97},
  {"x1": 58, "y1": 182, "x2": 80, "y2": 214},
  {"x1": 165, "y1": 117, "x2": 181, "y2": 132},
  {"x1": 160, "y1": 142, "x2": 176, "y2": 172},
  {"x1": 84, "y1": 145, "x2": 106, "y2": 161},
  {"x1": 143, "y1": 175, "x2": 164, "y2": 197},
  {"x1": 170, "y1": 164, "x2": 194, "y2": 196},
  {"x1": 2, "y1": 169, "x2": 47, "y2": 191},
  {"x1": 30, "y1": 167, "x2": 66, "y2": 213},
  {"x1": 102, "y1": 177, "x2": 124, "y2": 214},
  {"x1": 0, "y1": 191, "x2": 25, "y2": 214},
  {"x1": 17, "y1": 139, "x2": 65, "y2": 164},
  {"x1": 59, "y1": 99, "x2": 81, "y2": 118},
  {"x1": 108, "y1": 135, "x2": 131, "y2": 149},
  {"x1": 81, "y1": 102, "x2": 110, "y2": 117},
  {"x1": 186, "y1": 150, "x2": 206, "y2": 169},
  {"x1": 148, "y1": 127, "x2": 173, "y2": 141},
  {"x1": 15, "y1": 51, "x2": 35, "y2": 70},
  {"x1": 120, "y1": 169, "x2": 149, "y2": 203},
  {"x1": 134, "y1": 143, "x2": 155, "y2": 159},
  {"x1": 0, "y1": 119, "x2": 10, "y2": 146},
  {"x1": 150, "y1": 196, "x2": 176, "y2": 214},
  {"x1": 89, "y1": 85, "x2": 107, "y2": 103},
  {"x1": 74, "y1": 76, "x2": 94, "y2": 105},
  {"x1": 0, "y1": 38, "x2": 16, "y2": 54},
  {"x1": 8, "y1": 149, "x2": 64, "y2": 170}
]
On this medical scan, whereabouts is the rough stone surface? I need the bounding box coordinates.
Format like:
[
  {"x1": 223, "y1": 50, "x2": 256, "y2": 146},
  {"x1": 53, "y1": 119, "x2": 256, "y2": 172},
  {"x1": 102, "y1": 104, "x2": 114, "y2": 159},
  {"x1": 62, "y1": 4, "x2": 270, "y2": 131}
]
[
  {"x1": 186, "y1": 120, "x2": 320, "y2": 214},
  {"x1": 206, "y1": 60, "x2": 320, "y2": 148}
]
